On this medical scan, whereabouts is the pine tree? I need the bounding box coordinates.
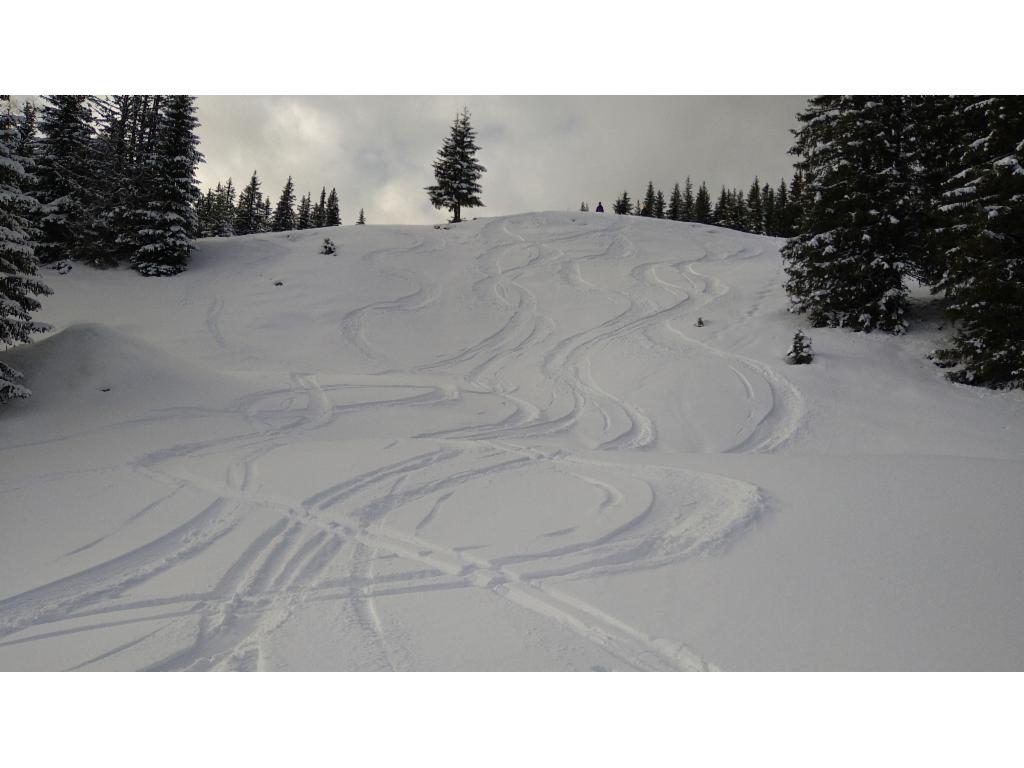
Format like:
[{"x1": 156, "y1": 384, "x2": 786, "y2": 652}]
[
  {"x1": 34, "y1": 96, "x2": 96, "y2": 265},
  {"x1": 693, "y1": 182, "x2": 712, "y2": 224},
  {"x1": 781, "y1": 96, "x2": 910, "y2": 334},
  {"x1": 131, "y1": 95, "x2": 203, "y2": 276},
  {"x1": 103, "y1": 96, "x2": 165, "y2": 263},
  {"x1": 762, "y1": 183, "x2": 777, "y2": 236},
  {"x1": 747, "y1": 177, "x2": 764, "y2": 234},
  {"x1": 785, "y1": 171, "x2": 806, "y2": 237},
  {"x1": 732, "y1": 189, "x2": 748, "y2": 231},
  {"x1": 272, "y1": 176, "x2": 296, "y2": 232},
  {"x1": 297, "y1": 192, "x2": 312, "y2": 229},
  {"x1": 682, "y1": 177, "x2": 695, "y2": 221},
  {"x1": 667, "y1": 183, "x2": 683, "y2": 221},
  {"x1": 903, "y1": 96, "x2": 982, "y2": 285},
  {"x1": 215, "y1": 178, "x2": 236, "y2": 237},
  {"x1": 1, "y1": 101, "x2": 53, "y2": 401},
  {"x1": 325, "y1": 188, "x2": 340, "y2": 226},
  {"x1": 713, "y1": 186, "x2": 729, "y2": 226},
  {"x1": 235, "y1": 171, "x2": 263, "y2": 235},
  {"x1": 579, "y1": 201, "x2": 588, "y2": 212},
  {"x1": 357, "y1": 208, "x2": 366, "y2": 225},
  {"x1": 633, "y1": 197, "x2": 644, "y2": 216},
  {"x1": 312, "y1": 187, "x2": 327, "y2": 227},
  {"x1": 613, "y1": 190, "x2": 631, "y2": 215},
  {"x1": 786, "y1": 330, "x2": 814, "y2": 365},
  {"x1": 425, "y1": 107, "x2": 486, "y2": 223},
  {"x1": 774, "y1": 179, "x2": 791, "y2": 237},
  {"x1": 933, "y1": 97, "x2": 1024, "y2": 388},
  {"x1": 16, "y1": 100, "x2": 37, "y2": 159},
  {"x1": 641, "y1": 181, "x2": 656, "y2": 217},
  {"x1": 654, "y1": 189, "x2": 666, "y2": 219},
  {"x1": 259, "y1": 197, "x2": 272, "y2": 232}
]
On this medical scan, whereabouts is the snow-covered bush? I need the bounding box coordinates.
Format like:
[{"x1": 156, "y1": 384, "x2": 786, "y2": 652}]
[{"x1": 320, "y1": 237, "x2": 336, "y2": 255}]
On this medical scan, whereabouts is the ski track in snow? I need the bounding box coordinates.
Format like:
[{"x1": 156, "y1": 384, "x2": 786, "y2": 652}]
[{"x1": 0, "y1": 214, "x2": 804, "y2": 671}]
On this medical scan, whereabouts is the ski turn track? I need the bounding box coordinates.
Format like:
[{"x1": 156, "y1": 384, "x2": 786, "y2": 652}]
[{"x1": 0, "y1": 213, "x2": 806, "y2": 671}]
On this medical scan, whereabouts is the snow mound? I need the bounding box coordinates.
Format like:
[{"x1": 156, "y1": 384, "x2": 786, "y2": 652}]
[{"x1": 0, "y1": 323, "x2": 243, "y2": 438}]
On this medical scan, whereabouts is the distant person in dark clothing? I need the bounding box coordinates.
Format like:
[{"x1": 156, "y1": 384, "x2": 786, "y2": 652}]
[{"x1": 595, "y1": 202, "x2": 604, "y2": 212}]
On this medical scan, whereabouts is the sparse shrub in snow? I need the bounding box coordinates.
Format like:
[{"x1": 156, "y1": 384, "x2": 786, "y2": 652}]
[
  {"x1": 696, "y1": 317, "x2": 705, "y2": 327},
  {"x1": 786, "y1": 330, "x2": 814, "y2": 365},
  {"x1": 320, "y1": 237, "x2": 336, "y2": 255}
]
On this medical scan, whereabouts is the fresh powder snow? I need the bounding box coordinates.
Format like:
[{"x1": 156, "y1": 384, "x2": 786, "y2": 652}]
[{"x1": 1, "y1": 212, "x2": 1022, "y2": 671}]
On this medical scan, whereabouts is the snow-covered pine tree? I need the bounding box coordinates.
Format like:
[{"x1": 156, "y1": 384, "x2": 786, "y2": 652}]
[
  {"x1": 902, "y1": 96, "x2": 982, "y2": 285},
  {"x1": 297, "y1": 192, "x2": 312, "y2": 229},
  {"x1": 357, "y1": 208, "x2": 366, "y2": 225},
  {"x1": 667, "y1": 183, "x2": 683, "y2": 221},
  {"x1": 34, "y1": 96, "x2": 96, "y2": 265},
  {"x1": 234, "y1": 171, "x2": 263, "y2": 235},
  {"x1": 747, "y1": 176, "x2": 764, "y2": 234},
  {"x1": 131, "y1": 95, "x2": 203, "y2": 276},
  {"x1": 933, "y1": 96, "x2": 1024, "y2": 388},
  {"x1": 425, "y1": 108, "x2": 486, "y2": 223},
  {"x1": 786, "y1": 330, "x2": 813, "y2": 365},
  {"x1": 781, "y1": 96, "x2": 911, "y2": 334},
  {"x1": 633, "y1": 197, "x2": 643, "y2": 216},
  {"x1": 654, "y1": 189, "x2": 666, "y2": 219},
  {"x1": 693, "y1": 182, "x2": 712, "y2": 223},
  {"x1": 0, "y1": 102, "x2": 52, "y2": 402},
  {"x1": 313, "y1": 187, "x2": 327, "y2": 227},
  {"x1": 16, "y1": 100, "x2": 36, "y2": 159},
  {"x1": 272, "y1": 176, "x2": 296, "y2": 232},
  {"x1": 613, "y1": 191, "x2": 631, "y2": 215},
  {"x1": 104, "y1": 96, "x2": 165, "y2": 261},
  {"x1": 579, "y1": 201, "x2": 588, "y2": 212},
  {"x1": 325, "y1": 188, "x2": 341, "y2": 226}
]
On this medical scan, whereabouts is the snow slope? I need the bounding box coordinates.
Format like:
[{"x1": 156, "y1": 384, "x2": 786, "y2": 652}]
[{"x1": 1, "y1": 212, "x2": 1022, "y2": 671}]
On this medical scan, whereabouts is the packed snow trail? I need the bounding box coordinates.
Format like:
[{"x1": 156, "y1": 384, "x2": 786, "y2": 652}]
[{"x1": 2, "y1": 212, "x2": 1023, "y2": 670}]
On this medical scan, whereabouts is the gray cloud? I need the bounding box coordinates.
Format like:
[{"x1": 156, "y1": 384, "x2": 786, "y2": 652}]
[{"x1": 196, "y1": 96, "x2": 808, "y2": 225}]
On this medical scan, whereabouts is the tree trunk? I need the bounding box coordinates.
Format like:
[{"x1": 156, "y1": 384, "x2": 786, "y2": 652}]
[{"x1": 453, "y1": 202, "x2": 461, "y2": 223}]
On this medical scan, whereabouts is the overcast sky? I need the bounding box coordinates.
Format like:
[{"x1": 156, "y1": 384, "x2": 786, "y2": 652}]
[{"x1": 196, "y1": 96, "x2": 806, "y2": 225}]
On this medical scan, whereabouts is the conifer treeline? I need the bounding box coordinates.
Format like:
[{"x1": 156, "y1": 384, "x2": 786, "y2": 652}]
[
  {"x1": 196, "y1": 173, "x2": 343, "y2": 237},
  {"x1": 782, "y1": 95, "x2": 1024, "y2": 389},
  {"x1": 609, "y1": 173, "x2": 809, "y2": 237},
  {"x1": 25, "y1": 95, "x2": 203, "y2": 276}
]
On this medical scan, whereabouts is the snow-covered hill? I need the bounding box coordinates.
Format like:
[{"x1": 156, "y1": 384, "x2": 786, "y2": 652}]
[{"x1": 2, "y1": 212, "x2": 1023, "y2": 670}]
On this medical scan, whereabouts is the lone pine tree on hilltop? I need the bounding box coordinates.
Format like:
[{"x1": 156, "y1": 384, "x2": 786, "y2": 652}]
[{"x1": 426, "y1": 108, "x2": 485, "y2": 223}]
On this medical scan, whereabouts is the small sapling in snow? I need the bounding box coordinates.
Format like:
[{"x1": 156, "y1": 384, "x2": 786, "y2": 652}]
[{"x1": 786, "y1": 329, "x2": 814, "y2": 364}]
